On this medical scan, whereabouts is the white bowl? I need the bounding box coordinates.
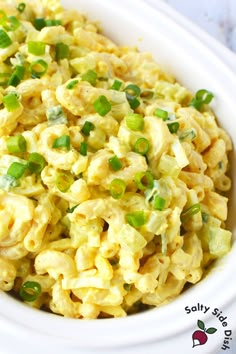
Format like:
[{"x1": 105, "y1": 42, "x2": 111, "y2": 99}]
[{"x1": 0, "y1": 1, "x2": 235, "y2": 353}]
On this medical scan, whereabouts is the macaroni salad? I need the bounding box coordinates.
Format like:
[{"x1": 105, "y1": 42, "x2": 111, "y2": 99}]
[{"x1": 0, "y1": 0, "x2": 232, "y2": 319}]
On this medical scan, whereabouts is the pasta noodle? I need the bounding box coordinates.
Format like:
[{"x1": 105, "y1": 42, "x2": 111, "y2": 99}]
[{"x1": 0, "y1": 0, "x2": 233, "y2": 319}]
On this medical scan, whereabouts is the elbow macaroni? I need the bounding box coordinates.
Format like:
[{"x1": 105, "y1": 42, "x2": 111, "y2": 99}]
[{"x1": 0, "y1": 0, "x2": 232, "y2": 319}]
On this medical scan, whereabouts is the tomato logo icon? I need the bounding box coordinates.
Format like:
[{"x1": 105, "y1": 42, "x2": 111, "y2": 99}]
[{"x1": 192, "y1": 320, "x2": 217, "y2": 348}]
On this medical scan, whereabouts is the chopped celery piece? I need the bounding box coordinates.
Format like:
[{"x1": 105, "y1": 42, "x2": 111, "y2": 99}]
[
  {"x1": 46, "y1": 105, "x2": 68, "y2": 125},
  {"x1": 158, "y1": 155, "x2": 181, "y2": 177},
  {"x1": 208, "y1": 226, "x2": 232, "y2": 258},
  {"x1": 117, "y1": 224, "x2": 147, "y2": 252}
]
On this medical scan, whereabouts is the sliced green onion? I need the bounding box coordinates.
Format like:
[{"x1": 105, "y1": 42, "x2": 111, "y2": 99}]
[
  {"x1": 81, "y1": 121, "x2": 95, "y2": 136},
  {"x1": 98, "y1": 76, "x2": 108, "y2": 82},
  {"x1": 110, "y1": 79, "x2": 122, "y2": 91},
  {"x1": 93, "y1": 95, "x2": 111, "y2": 116},
  {"x1": 7, "y1": 134, "x2": 27, "y2": 153},
  {"x1": 125, "y1": 113, "x2": 144, "y2": 131},
  {"x1": 154, "y1": 108, "x2": 168, "y2": 120},
  {"x1": 109, "y1": 178, "x2": 126, "y2": 199},
  {"x1": 167, "y1": 121, "x2": 179, "y2": 134},
  {"x1": 108, "y1": 155, "x2": 122, "y2": 171},
  {"x1": 153, "y1": 196, "x2": 165, "y2": 211},
  {"x1": 126, "y1": 211, "x2": 146, "y2": 228},
  {"x1": 28, "y1": 41, "x2": 46, "y2": 56},
  {"x1": 3, "y1": 93, "x2": 20, "y2": 111},
  {"x1": 0, "y1": 72, "x2": 10, "y2": 86},
  {"x1": 11, "y1": 65, "x2": 25, "y2": 79},
  {"x1": 189, "y1": 98, "x2": 202, "y2": 110},
  {"x1": 66, "y1": 79, "x2": 78, "y2": 89},
  {"x1": 189, "y1": 89, "x2": 214, "y2": 111},
  {"x1": 55, "y1": 172, "x2": 74, "y2": 192},
  {"x1": 80, "y1": 142, "x2": 87, "y2": 156},
  {"x1": 27, "y1": 152, "x2": 46, "y2": 173},
  {"x1": 3, "y1": 16, "x2": 20, "y2": 31},
  {"x1": 8, "y1": 74, "x2": 20, "y2": 87},
  {"x1": 140, "y1": 90, "x2": 154, "y2": 99},
  {"x1": 52, "y1": 135, "x2": 70, "y2": 151},
  {"x1": 33, "y1": 18, "x2": 62, "y2": 30},
  {"x1": 17, "y1": 2, "x2": 26, "y2": 13},
  {"x1": 8, "y1": 65, "x2": 25, "y2": 87},
  {"x1": 134, "y1": 137, "x2": 150, "y2": 155},
  {"x1": 33, "y1": 18, "x2": 46, "y2": 31},
  {"x1": 7, "y1": 161, "x2": 27, "y2": 179},
  {"x1": 81, "y1": 69, "x2": 97, "y2": 86},
  {"x1": 0, "y1": 72, "x2": 10, "y2": 78},
  {"x1": 0, "y1": 174, "x2": 18, "y2": 191},
  {"x1": 19, "y1": 281, "x2": 41, "y2": 302},
  {"x1": 55, "y1": 42, "x2": 69, "y2": 61},
  {"x1": 126, "y1": 94, "x2": 140, "y2": 110},
  {"x1": 180, "y1": 203, "x2": 201, "y2": 223},
  {"x1": 201, "y1": 212, "x2": 209, "y2": 223},
  {"x1": 29, "y1": 59, "x2": 48, "y2": 78},
  {"x1": 45, "y1": 19, "x2": 62, "y2": 27},
  {"x1": 46, "y1": 105, "x2": 67, "y2": 125},
  {"x1": 66, "y1": 204, "x2": 79, "y2": 213},
  {"x1": 135, "y1": 171, "x2": 154, "y2": 190},
  {"x1": 0, "y1": 29, "x2": 12, "y2": 48},
  {"x1": 179, "y1": 129, "x2": 196, "y2": 141},
  {"x1": 196, "y1": 89, "x2": 214, "y2": 103},
  {"x1": 123, "y1": 283, "x2": 132, "y2": 291},
  {"x1": 124, "y1": 84, "x2": 141, "y2": 97},
  {"x1": 109, "y1": 257, "x2": 119, "y2": 266},
  {"x1": 0, "y1": 10, "x2": 7, "y2": 24},
  {"x1": 123, "y1": 84, "x2": 141, "y2": 110}
]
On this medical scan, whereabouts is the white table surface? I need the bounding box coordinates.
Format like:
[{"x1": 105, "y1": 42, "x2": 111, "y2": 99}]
[
  {"x1": 164, "y1": 0, "x2": 236, "y2": 53},
  {"x1": 158, "y1": 2, "x2": 236, "y2": 353}
]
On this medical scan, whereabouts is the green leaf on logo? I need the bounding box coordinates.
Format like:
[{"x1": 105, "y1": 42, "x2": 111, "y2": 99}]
[
  {"x1": 197, "y1": 320, "x2": 205, "y2": 331},
  {"x1": 206, "y1": 327, "x2": 217, "y2": 334}
]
